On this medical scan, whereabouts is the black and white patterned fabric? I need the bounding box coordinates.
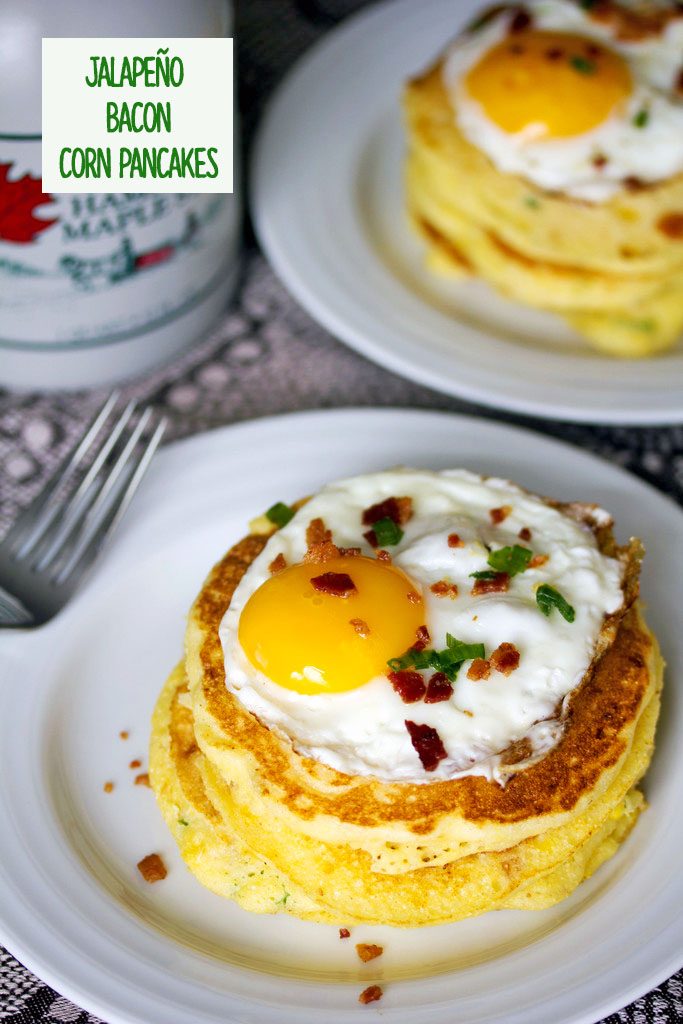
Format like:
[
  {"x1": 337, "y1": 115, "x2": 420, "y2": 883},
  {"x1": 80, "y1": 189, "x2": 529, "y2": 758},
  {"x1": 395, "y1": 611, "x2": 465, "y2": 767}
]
[{"x1": 1, "y1": 2, "x2": 683, "y2": 1021}]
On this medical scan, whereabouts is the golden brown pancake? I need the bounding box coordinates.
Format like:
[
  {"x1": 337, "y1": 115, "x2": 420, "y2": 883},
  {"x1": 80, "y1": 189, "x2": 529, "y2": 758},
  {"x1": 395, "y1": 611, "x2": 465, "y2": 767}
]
[
  {"x1": 151, "y1": 659, "x2": 657, "y2": 925},
  {"x1": 404, "y1": 57, "x2": 683, "y2": 356},
  {"x1": 145, "y1": 493, "x2": 663, "y2": 925}
]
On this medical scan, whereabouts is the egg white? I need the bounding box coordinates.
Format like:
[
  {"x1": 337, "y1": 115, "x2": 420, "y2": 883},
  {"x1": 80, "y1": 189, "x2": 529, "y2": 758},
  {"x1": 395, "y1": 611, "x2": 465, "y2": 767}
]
[
  {"x1": 219, "y1": 469, "x2": 624, "y2": 784},
  {"x1": 442, "y1": 0, "x2": 683, "y2": 201}
]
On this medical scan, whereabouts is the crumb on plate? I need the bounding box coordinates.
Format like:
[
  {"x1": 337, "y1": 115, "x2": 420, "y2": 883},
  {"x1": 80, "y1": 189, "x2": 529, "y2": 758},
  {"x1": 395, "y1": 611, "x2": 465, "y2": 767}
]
[
  {"x1": 137, "y1": 853, "x2": 167, "y2": 883},
  {"x1": 356, "y1": 943, "x2": 383, "y2": 963},
  {"x1": 358, "y1": 985, "x2": 383, "y2": 1005}
]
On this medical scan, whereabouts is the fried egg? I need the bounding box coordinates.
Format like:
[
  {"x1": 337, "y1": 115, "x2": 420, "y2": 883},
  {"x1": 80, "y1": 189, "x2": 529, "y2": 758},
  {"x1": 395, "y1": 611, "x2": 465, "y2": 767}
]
[
  {"x1": 219, "y1": 470, "x2": 624, "y2": 784},
  {"x1": 442, "y1": 0, "x2": 683, "y2": 201}
]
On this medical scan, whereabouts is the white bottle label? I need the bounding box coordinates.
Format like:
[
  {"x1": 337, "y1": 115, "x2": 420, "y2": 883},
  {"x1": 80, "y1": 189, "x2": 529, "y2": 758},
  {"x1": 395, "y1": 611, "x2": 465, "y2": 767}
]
[{"x1": 0, "y1": 139, "x2": 238, "y2": 350}]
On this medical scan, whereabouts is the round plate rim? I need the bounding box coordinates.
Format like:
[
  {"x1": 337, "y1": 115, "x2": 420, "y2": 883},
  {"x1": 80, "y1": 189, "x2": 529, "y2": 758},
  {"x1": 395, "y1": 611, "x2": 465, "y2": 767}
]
[
  {"x1": 251, "y1": 0, "x2": 683, "y2": 426},
  {"x1": 0, "y1": 406, "x2": 682, "y2": 1024}
]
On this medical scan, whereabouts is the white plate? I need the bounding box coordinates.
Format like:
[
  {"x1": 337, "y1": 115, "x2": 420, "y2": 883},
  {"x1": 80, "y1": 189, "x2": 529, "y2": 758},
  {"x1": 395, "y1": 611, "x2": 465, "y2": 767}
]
[
  {"x1": 252, "y1": 0, "x2": 683, "y2": 425},
  {"x1": 1, "y1": 408, "x2": 682, "y2": 1024}
]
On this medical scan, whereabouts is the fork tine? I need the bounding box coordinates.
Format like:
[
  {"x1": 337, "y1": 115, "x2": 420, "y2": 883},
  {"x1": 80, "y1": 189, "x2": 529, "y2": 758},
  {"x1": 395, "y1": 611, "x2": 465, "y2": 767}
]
[
  {"x1": 54, "y1": 412, "x2": 166, "y2": 585},
  {"x1": 39, "y1": 405, "x2": 150, "y2": 577},
  {"x1": 8, "y1": 391, "x2": 121, "y2": 556},
  {"x1": 0, "y1": 586, "x2": 32, "y2": 627},
  {"x1": 30, "y1": 399, "x2": 138, "y2": 568}
]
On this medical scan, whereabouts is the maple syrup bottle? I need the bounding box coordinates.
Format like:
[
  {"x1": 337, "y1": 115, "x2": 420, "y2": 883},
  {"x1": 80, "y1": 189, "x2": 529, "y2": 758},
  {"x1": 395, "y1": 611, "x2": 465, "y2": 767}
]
[{"x1": 0, "y1": 0, "x2": 238, "y2": 390}]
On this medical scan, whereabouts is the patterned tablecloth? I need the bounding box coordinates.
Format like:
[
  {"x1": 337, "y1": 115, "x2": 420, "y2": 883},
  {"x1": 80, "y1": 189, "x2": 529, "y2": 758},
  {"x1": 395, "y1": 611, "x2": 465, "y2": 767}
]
[{"x1": 1, "y1": 1, "x2": 683, "y2": 1021}]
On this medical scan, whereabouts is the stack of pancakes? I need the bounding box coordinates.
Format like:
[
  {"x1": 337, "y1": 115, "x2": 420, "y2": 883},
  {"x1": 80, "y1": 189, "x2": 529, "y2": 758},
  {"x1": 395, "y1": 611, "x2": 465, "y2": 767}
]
[
  {"x1": 404, "y1": 63, "x2": 683, "y2": 358},
  {"x1": 150, "y1": 509, "x2": 662, "y2": 927}
]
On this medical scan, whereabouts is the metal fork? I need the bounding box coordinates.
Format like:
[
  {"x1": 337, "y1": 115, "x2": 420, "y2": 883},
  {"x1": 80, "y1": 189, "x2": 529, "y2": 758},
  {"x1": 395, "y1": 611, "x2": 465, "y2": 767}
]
[{"x1": 0, "y1": 393, "x2": 166, "y2": 627}]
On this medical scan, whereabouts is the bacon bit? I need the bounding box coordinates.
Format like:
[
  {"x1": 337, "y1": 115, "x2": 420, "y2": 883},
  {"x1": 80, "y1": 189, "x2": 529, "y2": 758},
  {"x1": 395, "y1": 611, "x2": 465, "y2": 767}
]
[
  {"x1": 376, "y1": 548, "x2": 392, "y2": 563},
  {"x1": 518, "y1": 527, "x2": 532, "y2": 542},
  {"x1": 430, "y1": 580, "x2": 459, "y2": 599},
  {"x1": 356, "y1": 943, "x2": 384, "y2": 963},
  {"x1": 389, "y1": 670, "x2": 426, "y2": 703},
  {"x1": 405, "y1": 720, "x2": 448, "y2": 771},
  {"x1": 135, "y1": 773, "x2": 151, "y2": 787},
  {"x1": 508, "y1": 43, "x2": 525, "y2": 54},
  {"x1": 657, "y1": 212, "x2": 683, "y2": 239},
  {"x1": 467, "y1": 658, "x2": 491, "y2": 681},
  {"x1": 311, "y1": 572, "x2": 356, "y2": 597},
  {"x1": 129, "y1": 759, "x2": 142, "y2": 769},
  {"x1": 304, "y1": 519, "x2": 340, "y2": 562},
  {"x1": 338, "y1": 546, "x2": 361, "y2": 557},
  {"x1": 471, "y1": 572, "x2": 509, "y2": 595},
  {"x1": 447, "y1": 533, "x2": 463, "y2": 548},
  {"x1": 362, "y1": 496, "x2": 413, "y2": 527},
  {"x1": 359, "y1": 985, "x2": 383, "y2": 1005},
  {"x1": 529, "y1": 554, "x2": 549, "y2": 568},
  {"x1": 490, "y1": 642, "x2": 521, "y2": 676},
  {"x1": 363, "y1": 528, "x2": 380, "y2": 548},
  {"x1": 623, "y1": 175, "x2": 645, "y2": 192},
  {"x1": 119, "y1": 730, "x2": 129, "y2": 740},
  {"x1": 350, "y1": 618, "x2": 371, "y2": 638},
  {"x1": 545, "y1": 46, "x2": 564, "y2": 60},
  {"x1": 304, "y1": 540, "x2": 340, "y2": 564},
  {"x1": 406, "y1": 589, "x2": 421, "y2": 604},
  {"x1": 425, "y1": 672, "x2": 453, "y2": 703},
  {"x1": 103, "y1": 781, "x2": 114, "y2": 793},
  {"x1": 339, "y1": 927, "x2": 351, "y2": 939},
  {"x1": 501, "y1": 737, "x2": 533, "y2": 766},
  {"x1": 585, "y1": 42, "x2": 602, "y2": 57},
  {"x1": 585, "y1": 0, "x2": 683, "y2": 42},
  {"x1": 306, "y1": 517, "x2": 332, "y2": 548},
  {"x1": 592, "y1": 154, "x2": 608, "y2": 170},
  {"x1": 509, "y1": 7, "x2": 532, "y2": 33},
  {"x1": 137, "y1": 853, "x2": 167, "y2": 883},
  {"x1": 268, "y1": 552, "x2": 287, "y2": 575},
  {"x1": 489, "y1": 505, "x2": 512, "y2": 525},
  {"x1": 414, "y1": 624, "x2": 431, "y2": 650}
]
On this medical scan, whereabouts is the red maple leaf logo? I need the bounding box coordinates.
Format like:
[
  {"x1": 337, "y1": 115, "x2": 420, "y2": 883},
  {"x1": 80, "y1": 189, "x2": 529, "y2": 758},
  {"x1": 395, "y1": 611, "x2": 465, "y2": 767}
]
[{"x1": 0, "y1": 162, "x2": 58, "y2": 243}]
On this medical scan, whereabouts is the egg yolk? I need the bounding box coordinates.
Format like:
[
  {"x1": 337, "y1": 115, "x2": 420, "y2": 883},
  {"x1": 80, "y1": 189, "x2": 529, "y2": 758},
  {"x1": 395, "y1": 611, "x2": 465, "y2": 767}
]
[
  {"x1": 464, "y1": 31, "x2": 632, "y2": 138},
  {"x1": 238, "y1": 556, "x2": 425, "y2": 695}
]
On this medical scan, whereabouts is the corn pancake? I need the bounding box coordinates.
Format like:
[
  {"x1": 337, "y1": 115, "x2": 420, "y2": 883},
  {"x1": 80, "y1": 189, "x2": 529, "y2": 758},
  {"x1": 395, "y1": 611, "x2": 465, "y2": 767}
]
[
  {"x1": 404, "y1": 63, "x2": 683, "y2": 356},
  {"x1": 149, "y1": 662, "x2": 338, "y2": 922},
  {"x1": 149, "y1": 491, "x2": 661, "y2": 926},
  {"x1": 152, "y1": 516, "x2": 663, "y2": 925},
  {"x1": 151, "y1": 662, "x2": 656, "y2": 925},
  {"x1": 185, "y1": 515, "x2": 647, "y2": 861}
]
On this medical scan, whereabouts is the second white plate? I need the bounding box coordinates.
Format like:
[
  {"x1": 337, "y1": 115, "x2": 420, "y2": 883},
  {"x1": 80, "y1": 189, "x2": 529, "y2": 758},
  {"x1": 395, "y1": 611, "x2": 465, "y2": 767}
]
[{"x1": 252, "y1": 0, "x2": 683, "y2": 424}]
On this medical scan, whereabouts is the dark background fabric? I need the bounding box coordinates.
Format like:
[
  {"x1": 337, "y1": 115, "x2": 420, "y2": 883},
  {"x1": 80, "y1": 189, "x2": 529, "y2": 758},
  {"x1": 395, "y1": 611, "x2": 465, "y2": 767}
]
[{"x1": 1, "y1": 1, "x2": 682, "y2": 1020}]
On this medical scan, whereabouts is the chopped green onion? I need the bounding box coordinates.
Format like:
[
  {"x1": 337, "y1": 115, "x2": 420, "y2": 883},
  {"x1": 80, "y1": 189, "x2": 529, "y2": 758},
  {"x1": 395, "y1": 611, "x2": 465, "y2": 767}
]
[
  {"x1": 388, "y1": 647, "x2": 439, "y2": 672},
  {"x1": 487, "y1": 544, "x2": 533, "y2": 577},
  {"x1": 536, "y1": 584, "x2": 575, "y2": 623},
  {"x1": 266, "y1": 501, "x2": 294, "y2": 528},
  {"x1": 614, "y1": 316, "x2": 655, "y2": 333},
  {"x1": 445, "y1": 635, "x2": 486, "y2": 662},
  {"x1": 524, "y1": 196, "x2": 541, "y2": 210},
  {"x1": 469, "y1": 569, "x2": 499, "y2": 580},
  {"x1": 388, "y1": 636, "x2": 485, "y2": 681},
  {"x1": 371, "y1": 516, "x2": 403, "y2": 546},
  {"x1": 466, "y1": 9, "x2": 494, "y2": 32},
  {"x1": 570, "y1": 55, "x2": 596, "y2": 75},
  {"x1": 633, "y1": 108, "x2": 649, "y2": 128}
]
